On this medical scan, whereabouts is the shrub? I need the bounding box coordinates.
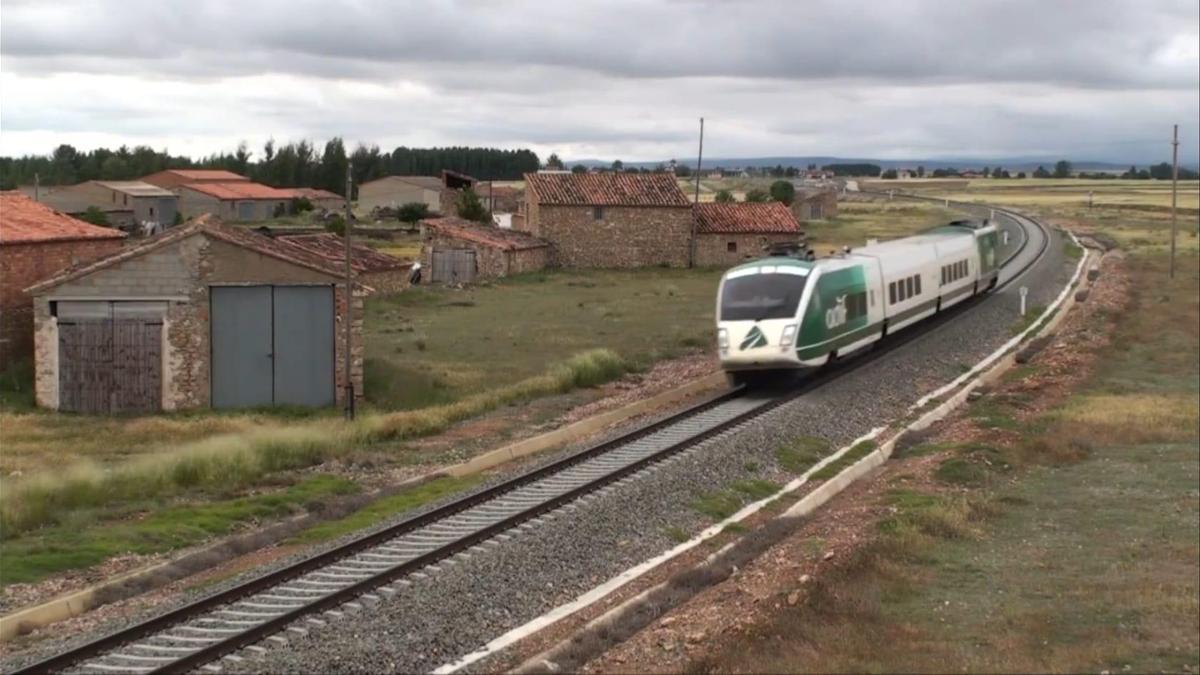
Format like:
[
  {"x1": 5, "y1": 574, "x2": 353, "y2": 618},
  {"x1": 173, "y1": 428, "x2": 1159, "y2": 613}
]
[
  {"x1": 769, "y1": 180, "x2": 795, "y2": 205},
  {"x1": 291, "y1": 196, "x2": 314, "y2": 213},
  {"x1": 456, "y1": 188, "x2": 491, "y2": 223},
  {"x1": 78, "y1": 206, "x2": 109, "y2": 227},
  {"x1": 743, "y1": 189, "x2": 770, "y2": 203},
  {"x1": 396, "y1": 202, "x2": 430, "y2": 223},
  {"x1": 715, "y1": 189, "x2": 735, "y2": 203}
]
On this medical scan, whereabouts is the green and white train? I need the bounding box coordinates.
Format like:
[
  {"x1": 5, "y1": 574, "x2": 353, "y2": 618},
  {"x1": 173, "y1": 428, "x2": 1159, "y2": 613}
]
[{"x1": 716, "y1": 219, "x2": 1001, "y2": 382}]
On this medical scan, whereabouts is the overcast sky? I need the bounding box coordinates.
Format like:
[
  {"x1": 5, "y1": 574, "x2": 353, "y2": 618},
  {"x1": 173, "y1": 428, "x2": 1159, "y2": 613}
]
[{"x1": 1, "y1": 0, "x2": 1197, "y2": 165}]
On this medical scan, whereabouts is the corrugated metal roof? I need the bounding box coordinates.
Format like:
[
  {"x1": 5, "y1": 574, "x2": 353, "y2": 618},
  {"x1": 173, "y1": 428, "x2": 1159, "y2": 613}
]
[
  {"x1": 94, "y1": 181, "x2": 177, "y2": 198},
  {"x1": 421, "y1": 217, "x2": 549, "y2": 251},
  {"x1": 694, "y1": 202, "x2": 803, "y2": 234},
  {"x1": 182, "y1": 182, "x2": 295, "y2": 200},
  {"x1": 0, "y1": 191, "x2": 128, "y2": 245},
  {"x1": 524, "y1": 172, "x2": 690, "y2": 207},
  {"x1": 287, "y1": 187, "x2": 343, "y2": 201}
]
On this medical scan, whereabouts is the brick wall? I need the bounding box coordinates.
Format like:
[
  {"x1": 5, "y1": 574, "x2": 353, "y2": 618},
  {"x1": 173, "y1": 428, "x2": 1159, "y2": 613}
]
[
  {"x1": 32, "y1": 232, "x2": 363, "y2": 411},
  {"x1": 694, "y1": 233, "x2": 804, "y2": 267},
  {"x1": 535, "y1": 205, "x2": 693, "y2": 268},
  {"x1": 1, "y1": 238, "x2": 124, "y2": 362}
]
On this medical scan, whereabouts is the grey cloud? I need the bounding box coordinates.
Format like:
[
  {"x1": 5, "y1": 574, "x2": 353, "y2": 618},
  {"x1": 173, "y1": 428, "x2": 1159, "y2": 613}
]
[{"x1": 3, "y1": 0, "x2": 1197, "y2": 90}]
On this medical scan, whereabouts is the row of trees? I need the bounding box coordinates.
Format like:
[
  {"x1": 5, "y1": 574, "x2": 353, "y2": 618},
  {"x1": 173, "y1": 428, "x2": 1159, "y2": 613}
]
[
  {"x1": 712, "y1": 180, "x2": 797, "y2": 205},
  {"x1": 0, "y1": 141, "x2": 541, "y2": 193}
]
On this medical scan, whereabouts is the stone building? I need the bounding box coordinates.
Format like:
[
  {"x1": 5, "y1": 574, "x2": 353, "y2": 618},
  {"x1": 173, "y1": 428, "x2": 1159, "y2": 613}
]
[
  {"x1": 276, "y1": 233, "x2": 412, "y2": 294},
  {"x1": 1, "y1": 192, "x2": 127, "y2": 362},
  {"x1": 26, "y1": 215, "x2": 363, "y2": 413},
  {"x1": 519, "y1": 172, "x2": 693, "y2": 268},
  {"x1": 37, "y1": 181, "x2": 179, "y2": 232},
  {"x1": 141, "y1": 169, "x2": 250, "y2": 191},
  {"x1": 693, "y1": 202, "x2": 805, "y2": 267},
  {"x1": 358, "y1": 170, "x2": 479, "y2": 217},
  {"x1": 792, "y1": 187, "x2": 839, "y2": 221},
  {"x1": 419, "y1": 216, "x2": 549, "y2": 283},
  {"x1": 286, "y1": 187, "x2": 344, "y2": 211},
  {"x1": 177, "y1": 182, "x2": 294, "y2": 221}
]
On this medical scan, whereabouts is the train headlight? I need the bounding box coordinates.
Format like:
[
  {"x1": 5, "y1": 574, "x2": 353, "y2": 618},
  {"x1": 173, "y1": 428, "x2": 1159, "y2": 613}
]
[
  {"x1": 779, "y1": 324, "x2": 797, "y2": 348},
  {"x1": 718, "y1": 328, "x2": 729, "y2": 352}
]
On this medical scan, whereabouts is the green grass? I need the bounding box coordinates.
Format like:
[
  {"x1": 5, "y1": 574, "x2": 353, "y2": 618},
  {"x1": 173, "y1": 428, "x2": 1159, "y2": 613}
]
[
  {"x1": 288, "y1": 475, "x2": 484, "y2": 545},
  {"x1": 805, "y1": 200, "x2": 969, "y2": 252},
  {"x1": 0, "y1": 474, "x2": 359, "y2": 586},
  {"x1": 664, "y1": 526, "x2": 691, "y2": 543},
  {"x1": 1, "y1": 349, "x2": 629, "y2": 540},
  {"x1": 362, "y1": 267, "x2": 722, "y2": 410},
  {"x1": 732, "y1": 478, "x2": 781, "y2": 500},
  {"x1": 691, "y1": 490, "x2": 745, "y2": 521},
  {"x1": 810, "y1": 440, "x2": 878, "y2": 481},
  {"x1": 774, "y1": 436, "x2": 831, "y2": 473},
  {"x1": 1009, "y1": 303, "x2": 1047, "y2": 336}
]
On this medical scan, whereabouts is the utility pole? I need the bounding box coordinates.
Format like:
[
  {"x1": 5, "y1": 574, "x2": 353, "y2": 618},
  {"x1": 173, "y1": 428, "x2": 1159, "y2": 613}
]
[
  {"x1": 343, "y1": 165, "x2": 355, "y2": 420},
  {"x1": 689, "y1": 117, "x2": 704, "y2": 268},
  {"x1": 34, "y1": 173, "x2": 40, "y2": 202},
  {"x1": 1170, "y1": 123, "x2": 1179, "y2": 279}
]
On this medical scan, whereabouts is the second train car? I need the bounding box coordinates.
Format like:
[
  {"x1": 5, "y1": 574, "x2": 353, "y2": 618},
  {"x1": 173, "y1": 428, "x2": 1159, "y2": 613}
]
[{"x1": 716, "y1": 219, "x2": 1001, "y2": 383}]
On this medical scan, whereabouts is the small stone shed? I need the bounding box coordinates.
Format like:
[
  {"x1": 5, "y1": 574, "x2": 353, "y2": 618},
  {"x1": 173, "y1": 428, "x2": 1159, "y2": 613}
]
[
  {"x1": 792, "y1": 187, "x2": 838, "y2": 221},
  {"x1": 519, "y1": 172, "x2": 693, "y2": 268},
  {"x1": 0, "y1": 192, "x2": 127, "y2": 362},
  {"x1": 693, "y1": 202, "x2": 805, "y2": 267},
  {"x1": 26, "y1": 215, "x2": 363, "y2": 413},
  {"x1": 277, "y1": 233, "x2": 412, "y2": 294},
  {"x1": 419, "y1": 216, "x2": 549, "y2": 283}
]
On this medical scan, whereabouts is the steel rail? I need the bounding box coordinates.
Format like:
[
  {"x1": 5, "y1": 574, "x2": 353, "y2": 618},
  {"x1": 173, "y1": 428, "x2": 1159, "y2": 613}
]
[{"x1": 9, "y1": 205, "x2": 1050, "y2": 675}]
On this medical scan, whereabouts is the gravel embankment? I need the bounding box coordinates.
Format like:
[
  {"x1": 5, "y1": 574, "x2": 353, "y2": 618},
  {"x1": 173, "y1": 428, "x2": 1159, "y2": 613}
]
[{"x1": 3, "y1": 220, "x2": 1070, "y2": 675}]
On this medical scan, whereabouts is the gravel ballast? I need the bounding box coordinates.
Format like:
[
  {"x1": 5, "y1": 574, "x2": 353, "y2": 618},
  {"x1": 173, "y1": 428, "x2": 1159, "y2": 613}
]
[{"x1": 3, "y1": 218, "x2": 1070, "y2": 675}]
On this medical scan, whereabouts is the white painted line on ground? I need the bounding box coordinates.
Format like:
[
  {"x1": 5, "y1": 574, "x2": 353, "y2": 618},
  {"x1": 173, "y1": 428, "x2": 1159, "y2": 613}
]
[{"x1": 433, "y1": 223, "x2": 1090, "y2": 675}]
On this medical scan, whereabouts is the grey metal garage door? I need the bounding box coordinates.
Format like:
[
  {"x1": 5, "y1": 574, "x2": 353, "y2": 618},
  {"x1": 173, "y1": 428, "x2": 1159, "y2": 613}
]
[
  {"x1": 211, "y1": 285, "x2": 335, "y2": 409},
  {"x1": 431, "y1": 249, "x2": 476, "y2": 283}
]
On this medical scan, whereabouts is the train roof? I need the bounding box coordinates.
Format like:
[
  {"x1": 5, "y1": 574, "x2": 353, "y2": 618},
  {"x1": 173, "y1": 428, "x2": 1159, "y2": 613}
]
[{"x1": 726, "y1": 256, "x2": 815, "y2": 275}]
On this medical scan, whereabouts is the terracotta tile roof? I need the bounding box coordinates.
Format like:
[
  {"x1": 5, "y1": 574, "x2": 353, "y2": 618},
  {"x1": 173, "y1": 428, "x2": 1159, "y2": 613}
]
[
  {"x1": 694, "y1": 202, "x2": 803, "y2": 234},
  {"x1": 421, "y1": 217, "x2": 549, "y2": 251},
  {"x1": 524, "y1": 172, "x2": 690, "y2": 207},
  {"x1": 26, "y1": 214, "x2": 353, "y2": 294},
  {"x1": 182, "y1": 182, "x2": 295, "y2": 200},
  {"x1": 0, "y1": 191, "x2": 128, "y2": 245},
  {"x1": 277, "y1": 233, "x2": 410, "y2": 273}
]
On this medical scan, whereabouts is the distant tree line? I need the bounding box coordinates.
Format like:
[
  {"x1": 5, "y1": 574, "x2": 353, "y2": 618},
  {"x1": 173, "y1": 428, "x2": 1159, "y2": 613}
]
[
  {"x1": 822, "y1": 163, "x2": 882, "y2": 177},
  {"x1": 0, "y1": 141, "x2": 542, "y2": 193}
]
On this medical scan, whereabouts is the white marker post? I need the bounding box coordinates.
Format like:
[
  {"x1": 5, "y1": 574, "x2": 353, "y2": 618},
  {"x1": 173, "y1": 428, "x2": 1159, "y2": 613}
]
[
  {"x1": 944, "y1": 198, "x2": 950, "y2": 207},
  {"x1": 1020, "y1": 286, "x2": 1028, "y2": 316}
]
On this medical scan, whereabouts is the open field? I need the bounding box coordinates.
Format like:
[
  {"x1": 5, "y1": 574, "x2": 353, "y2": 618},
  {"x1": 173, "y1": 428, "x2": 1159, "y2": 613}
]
[
  {"x1": 905, "y1": 177, "x2": 1200, "y2": 210},
  {"x1": 364, "y1": 267, "x2": 721, "y2": 410},
  {"x1": 805, "y1": 199, "x2": 966, "y2": 252},
  {"x1": 691, "y1": 192, "x2": 1200, "y2": 673}
]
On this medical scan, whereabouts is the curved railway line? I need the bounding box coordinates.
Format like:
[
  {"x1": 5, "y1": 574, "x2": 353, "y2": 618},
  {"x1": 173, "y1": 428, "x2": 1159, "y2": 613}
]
[{"x1": 10, "y1": 201, "x2": 1051, "y2": 675}]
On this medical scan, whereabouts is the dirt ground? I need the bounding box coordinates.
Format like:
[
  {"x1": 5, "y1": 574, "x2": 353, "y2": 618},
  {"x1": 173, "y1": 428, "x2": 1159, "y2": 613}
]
[{"x1": 571, "y1": 249, "x2": 1133, "y2": 673}]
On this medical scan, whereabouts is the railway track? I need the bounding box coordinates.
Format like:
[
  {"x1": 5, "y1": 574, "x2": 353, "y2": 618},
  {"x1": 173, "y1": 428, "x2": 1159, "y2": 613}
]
[{"x1": 12, "y1": 206, "x2": 1050, "y2": 675}]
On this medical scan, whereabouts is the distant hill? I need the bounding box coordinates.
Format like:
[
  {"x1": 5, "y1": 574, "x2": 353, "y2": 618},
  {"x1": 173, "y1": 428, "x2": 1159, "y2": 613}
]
[{"x1": 568, "y1": 156, "x2": 1195, "y2": 173}]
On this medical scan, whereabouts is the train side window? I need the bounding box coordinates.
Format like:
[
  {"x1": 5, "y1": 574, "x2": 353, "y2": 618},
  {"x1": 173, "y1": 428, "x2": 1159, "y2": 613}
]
[
  {"x1": 869, "y1": 289, "x2": 875, "y2": 307},
  {"x1": 889, "y1": 282, "x2": 896, "y2": 304},
  {"x1": 915, "y1": 275, "x2": 922, "y2": 294},
  {"x1": 905, "y1": 277, "x2": 913, "y2": 297}
]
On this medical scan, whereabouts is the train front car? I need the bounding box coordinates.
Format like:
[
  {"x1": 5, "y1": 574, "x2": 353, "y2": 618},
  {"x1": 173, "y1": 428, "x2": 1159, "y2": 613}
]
[{"x1": 716, "y1": 258, "x2": 812, "y2": 381}]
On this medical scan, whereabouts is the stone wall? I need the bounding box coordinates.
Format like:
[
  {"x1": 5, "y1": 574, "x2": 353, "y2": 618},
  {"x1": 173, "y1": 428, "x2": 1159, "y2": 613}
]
[
  {"x1": 694, "y1": 233, "x2": 804, "y2": 268},
  {"x1": 361, "y1": 267, "x2": 412, "y2": 295},
  {"x1": 792, "y1": 191, "x2": 839, "y2": 221},
  {"x1": 419, "y1": 232, "x2": 548, "y2": 281},
  {"x1": 32, "y1": 232, "x2": 363, "y2": 411},
  {"x1": 1, "y1": 238, "x2": 124, "y2": 362},
  {"x1": 535, "y1": 205, "x2": 693, "y2": 268}
]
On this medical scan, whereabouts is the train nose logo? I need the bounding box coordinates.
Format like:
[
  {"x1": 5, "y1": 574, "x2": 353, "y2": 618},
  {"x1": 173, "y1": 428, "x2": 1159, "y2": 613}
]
[
  {"x1": 825, "y1": 294, "x2": 848, "y2": 329},
  {"x1": 739, "y1": 326, "x2": 768, "y2": 350}
]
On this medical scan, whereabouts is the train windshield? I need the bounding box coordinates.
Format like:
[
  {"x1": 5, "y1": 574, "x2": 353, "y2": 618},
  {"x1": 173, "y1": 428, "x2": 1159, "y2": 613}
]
[{"x1": 720, "y1": 273, "x2": 807, "y2": 321}]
